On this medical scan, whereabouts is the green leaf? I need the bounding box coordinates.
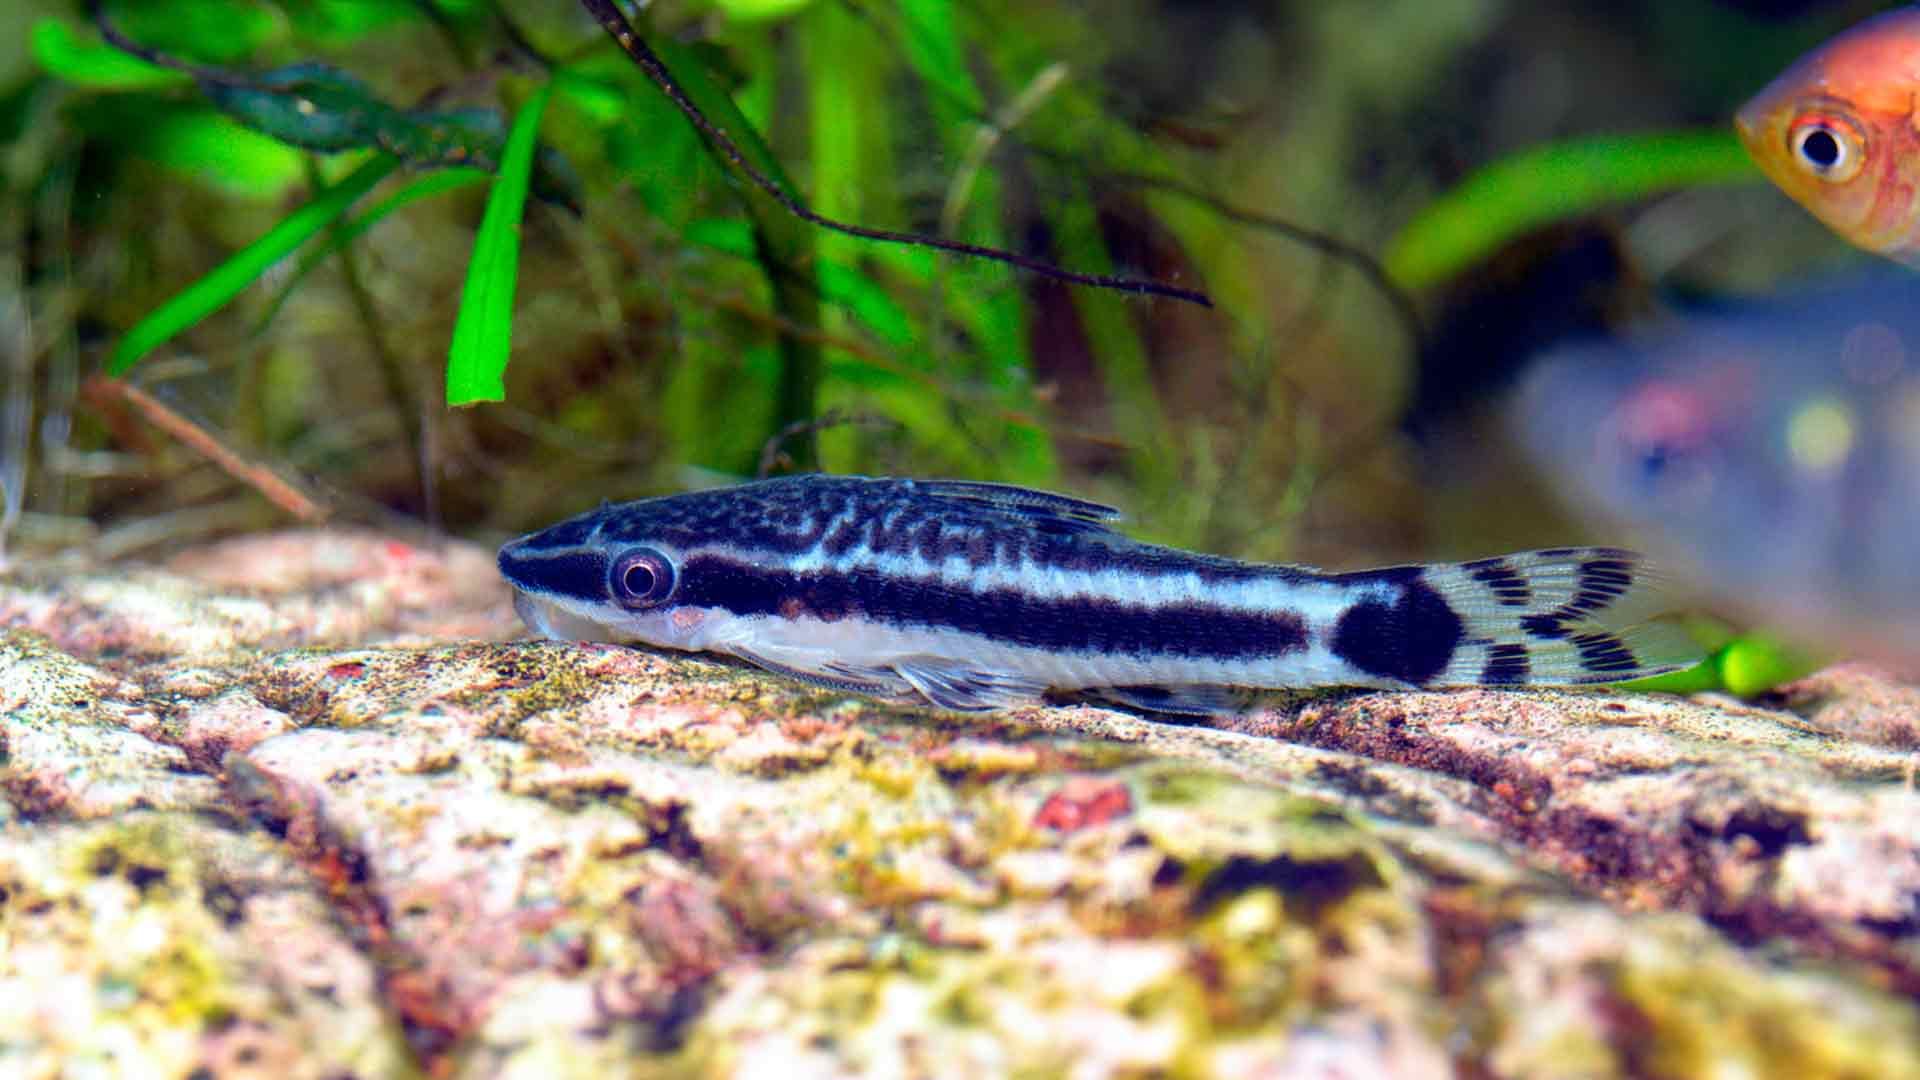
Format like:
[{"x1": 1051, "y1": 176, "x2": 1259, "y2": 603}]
[
  {"x1": 30, "y1": 19, "x2": 188, "y2": 90},
  {"x1": 1620, "y1": 633, "x2": 1819, "y2": 696},
  {"x1": 552, "y1": 68, "x2": 626, "y2": 124},
  {"x1": 648, "y1": 36, "x2": 798, "y2": 197},
  {"x1": 446, "y1": 83, "x2": 552, "y2": 406},
  {"x1": 109, "y1": 154, "x2": 398, "y2": 375},
  {"x1": 710, "y1": 0, "x2": 818, "y2": 22},
  {"x1": 805, "y1": 2, "x2": 894, "y2": 259},
  {"x1": 1385, "y1": 130, "x2": 1760, "y2": 289},
  {"x1": 68, "y1": 94, "x2": 307, "y2": 195},
  {"x1": 106, "y1": 0, "x2": 280, "y2": 64},
  {"x1": 644, "y1": 33, "x2": 820, "y2": 462},
  {"x1": 253, "y1": 167, "x2": 488, "y2": 333},
  {"x1": 288, "y1": 0, "x2": 424, "y2": 46},
  {"x1": 138, "y1": 111, "x2": 308, "y2": 196},
  {"x1": 893, "y1": 0, "x2": 1028, "y2": 389},
  {"x1": 684, "y1": 218, "x2": 914, "y2": 348},
  {"x1": 559, "y1": 63, "x2": 712, "y2": 227},
  {"x1": 202, "y1": 63, "x2": 391, "y2": 152},
  {"x1": 67, "y1": 96, "x2": 308, "y2": 198},
  {"x1": 332, "y1": 166, "x2": 489, "y2": 243},
  {"x1": 895, "y1": 0, "x2": 983, "y2": 117}
]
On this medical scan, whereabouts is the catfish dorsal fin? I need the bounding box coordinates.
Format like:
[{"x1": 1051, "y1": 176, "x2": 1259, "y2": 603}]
[{"x1": 912, "y1": 479, "x2": 1124, "y2": 531}]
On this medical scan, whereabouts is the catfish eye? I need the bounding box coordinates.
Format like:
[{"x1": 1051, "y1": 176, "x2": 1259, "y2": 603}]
[
  {"x1": 1789, "y1": 115, "x2": 1865, "y2": 182},
  {"x1": 610, "y1": 548, "x2": 675, "y2": 609}
]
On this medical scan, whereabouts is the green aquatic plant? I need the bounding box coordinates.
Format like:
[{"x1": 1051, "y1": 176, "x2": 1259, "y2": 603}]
[
  {"x1": 108, "y1": 155, "x2": 399, "y2": 376},
  {"x1": 1386, "y1": 130, "x2": 1760, "y2": 290},
  {"x1": 66, "y1": 0, "x2": 1215, "y2": 465},
  {"x1": 4, "y1": 0, "x2": 1667, "y2": 581},
  {"x1": 1613, "y1": 619, "x2": 1816, "y2": 697},
  {"x1": 27, "y1": 0, "x2": 1338, "y2": 534},
  {"x1": 446, "y1": 83, "x2": 548, "y2": 405}
]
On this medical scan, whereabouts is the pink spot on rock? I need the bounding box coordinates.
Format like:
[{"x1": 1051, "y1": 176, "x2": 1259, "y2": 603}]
[{"x1": 1034, "y1": 777, "x2": 1132, "y2": 832}]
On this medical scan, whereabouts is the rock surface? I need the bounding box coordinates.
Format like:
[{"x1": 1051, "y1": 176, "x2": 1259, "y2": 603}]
[{"x1": 3, "y1": 529, "x2": 1919, "y2": 1077}]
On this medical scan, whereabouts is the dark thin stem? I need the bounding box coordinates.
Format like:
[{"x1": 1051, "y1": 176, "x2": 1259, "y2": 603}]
[
  {"x1": 753, "y1": 224, "x2": 823, "y2": 470},
  {"x1": 575, "y1": 0, "x2": 1212, "y2": 308},
  {"x1": 842, "y1": 0, "x2": 1418, "y2": 351},
  {"x1": 486, "y1": 0, "x2": 555, "y2": 71},
  {"x1": 678, "y1": 280, "x2": 1129, "y2": 452},
  {"x1": 756, "y1": 410, "x2": 892, "y2": 478},
  {"x1": 409, "y1": 0, "x2": 476, "y2": 70},
  {"x1": 1200, "y1": 245, "x2": 1346, "y2": 554},
  {"x1": 316, "y1": 170, "x2": 436, "y2": 524},
  {"x1": 1095, "y1": 171, "x2": 1424, "y2": 353},
  {"x1": 87, "y1": 0, "x2": 244, "y2": 86}
]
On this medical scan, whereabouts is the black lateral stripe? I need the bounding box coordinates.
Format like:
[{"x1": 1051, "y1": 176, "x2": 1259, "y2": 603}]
[
  {"x1": 1481, "y1": 643, "x2": 1531, "y2": 685},
  {"x1": 674, "y1": 556, "x2": 1309, "y2": 660}
]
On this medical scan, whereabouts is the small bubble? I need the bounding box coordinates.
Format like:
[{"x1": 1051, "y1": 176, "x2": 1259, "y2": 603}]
[
  {"x1": 1842, "y1": 321, "x2": 1906, "y2": 386},
  {"x1": 1785, "y1": 395, "x2": 1856, "y2": 471}
]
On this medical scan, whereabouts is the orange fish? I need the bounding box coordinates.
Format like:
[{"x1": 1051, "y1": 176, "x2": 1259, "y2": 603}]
[{"x1": 1737, "y1": 7, "x2": 1920, "y2": 260}]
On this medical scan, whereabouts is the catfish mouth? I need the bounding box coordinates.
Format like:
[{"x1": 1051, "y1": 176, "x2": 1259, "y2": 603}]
[
  {"x1": 498, "y1": 539, "x2": 626, "y2": 642},
  {"x1": 510, "y1": 587, "x2": 634, "y2": 643}
]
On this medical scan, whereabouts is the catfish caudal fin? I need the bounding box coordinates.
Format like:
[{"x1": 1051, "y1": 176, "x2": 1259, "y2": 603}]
[{"x1": 1422, "y1": 548, "x2": 1703, "y2": 686}]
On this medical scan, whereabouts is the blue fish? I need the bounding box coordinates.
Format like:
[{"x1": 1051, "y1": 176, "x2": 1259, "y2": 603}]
[{"x1": 1513, "y1": 273, "x2": 1920, "y2": 664}]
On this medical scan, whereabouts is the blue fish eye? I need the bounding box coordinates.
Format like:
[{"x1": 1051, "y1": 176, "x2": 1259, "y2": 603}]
[{"x1": 1618, "y1": 438, "x2": 1704, "y2": 498}]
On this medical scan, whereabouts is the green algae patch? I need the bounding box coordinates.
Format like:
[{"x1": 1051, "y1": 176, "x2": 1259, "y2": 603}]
[
  {"x1": 1, "y1": 812, "x2": 414, "y2": 1077},
  {"x1": 1133, "y1": 765, "x2": 1392, "y2": 880},
  {"x1": 0, "y1": 630, "x2": 127, "y2": 726},
  {"x1": 654, "y1": 761, "x2": 1449, "y2": 1075},
  {"x1": 847, "y1": 747, "x2": 934, "y2": 800},
  {"x1": 1614, "y1": 930, "x2": 1920, "y2": 1080},
  {"x1": 1473, "y1": 907, "x2": 1920, "y2": 1080}
]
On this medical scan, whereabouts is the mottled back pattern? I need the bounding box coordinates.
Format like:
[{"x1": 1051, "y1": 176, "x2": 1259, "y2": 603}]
[{"x1": 585, "y1": 476, "x2": 1267, "y2": 582}]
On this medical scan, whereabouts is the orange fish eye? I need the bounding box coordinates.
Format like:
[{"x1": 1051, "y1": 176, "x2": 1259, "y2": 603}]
[{"x1": 1787, "y1": 114, "x2": 1866, "y2": 182}]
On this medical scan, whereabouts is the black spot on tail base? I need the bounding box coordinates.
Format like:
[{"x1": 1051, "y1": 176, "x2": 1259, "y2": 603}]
[{"x1": 1330, "y1": 578, "x2": 1464, "y2": 686}]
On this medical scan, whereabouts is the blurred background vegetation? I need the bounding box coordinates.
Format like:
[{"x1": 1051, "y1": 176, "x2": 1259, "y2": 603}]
[{"x1": 0, "y1": 0, "x2": 1898, "y2": 567}]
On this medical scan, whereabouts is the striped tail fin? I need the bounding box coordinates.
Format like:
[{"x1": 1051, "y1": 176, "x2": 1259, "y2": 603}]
[{"x1": 1421, "y1": 548, "x2": 1703, "y2": 686}]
